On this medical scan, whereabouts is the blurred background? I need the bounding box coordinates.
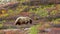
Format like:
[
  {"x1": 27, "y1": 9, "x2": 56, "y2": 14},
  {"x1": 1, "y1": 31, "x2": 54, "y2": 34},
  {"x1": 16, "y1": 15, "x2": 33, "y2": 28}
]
[{"x1": 0, "y1": 0, "x2": 60, "y2": 34}]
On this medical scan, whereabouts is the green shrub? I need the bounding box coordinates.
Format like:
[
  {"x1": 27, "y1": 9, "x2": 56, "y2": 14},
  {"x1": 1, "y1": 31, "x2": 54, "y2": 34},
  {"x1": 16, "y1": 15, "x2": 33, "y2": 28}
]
[
  {"x1": 29, "y1": 23, "x2": 42, "y2": 34},
  {"x1": 29, "y1": 25, "x2": 39, "y2": 34},
  {"x1": 29, "y1": 5, "x2": 55, "y2": 17},
  {"x1": 35, "y1": 8, "x2": 48, "y2": 17},
  {"x1": 52, "y1": 18, "x2": 60, "y2": 24},
  {"x1": 29, "y1": 27, "x2": 38, "y2": 34},
  {"x1": 29, "y1": 7, "x2": 48, "y2": 17},
  {"x1": 50, "y1": 10, "x2": 57, "y2": 15},
  {"x1": 0, "y1": 23, "x2": 3, "y2": 29}
]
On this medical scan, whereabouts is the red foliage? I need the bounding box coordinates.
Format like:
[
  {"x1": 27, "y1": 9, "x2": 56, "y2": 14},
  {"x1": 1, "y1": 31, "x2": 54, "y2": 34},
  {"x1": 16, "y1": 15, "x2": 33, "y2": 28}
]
[{"x1": 20, "y1": 12, "x2": 31, "y2": 16}]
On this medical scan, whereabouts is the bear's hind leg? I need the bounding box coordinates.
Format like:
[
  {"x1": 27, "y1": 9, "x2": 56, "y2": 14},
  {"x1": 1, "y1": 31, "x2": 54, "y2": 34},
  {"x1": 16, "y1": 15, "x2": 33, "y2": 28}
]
[{"x1": 30, "y1": 19, "x2": 32, "y2": 24}]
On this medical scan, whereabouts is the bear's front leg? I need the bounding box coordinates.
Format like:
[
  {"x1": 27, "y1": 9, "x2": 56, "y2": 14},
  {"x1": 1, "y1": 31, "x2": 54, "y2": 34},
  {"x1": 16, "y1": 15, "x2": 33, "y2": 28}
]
[{"x1": 15, "y1": 21, "x2": 21, "y2": 25}]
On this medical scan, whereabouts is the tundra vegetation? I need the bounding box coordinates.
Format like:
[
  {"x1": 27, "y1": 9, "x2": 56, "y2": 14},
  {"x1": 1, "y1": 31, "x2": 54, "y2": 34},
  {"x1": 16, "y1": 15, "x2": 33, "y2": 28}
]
[{"x1": 0, "y1": 0, "x2": 60, "y2": 34}]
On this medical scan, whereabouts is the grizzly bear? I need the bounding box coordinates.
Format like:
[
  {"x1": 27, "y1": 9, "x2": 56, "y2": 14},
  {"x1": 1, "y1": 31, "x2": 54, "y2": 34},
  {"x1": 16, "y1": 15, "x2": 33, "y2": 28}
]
[{"x1": 15, "y1": 17, "x2": 32, "y2": 25}]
